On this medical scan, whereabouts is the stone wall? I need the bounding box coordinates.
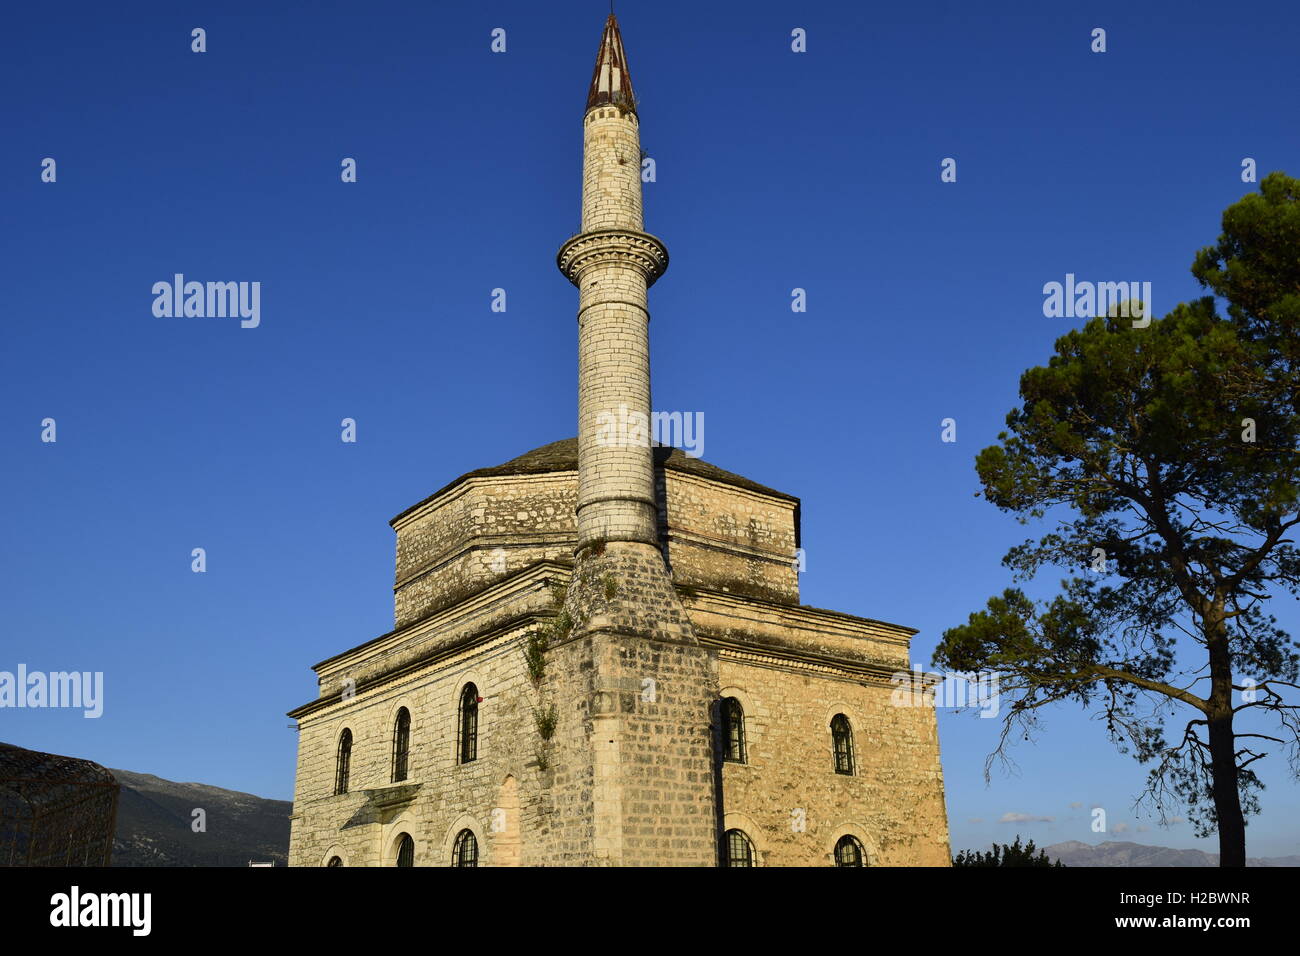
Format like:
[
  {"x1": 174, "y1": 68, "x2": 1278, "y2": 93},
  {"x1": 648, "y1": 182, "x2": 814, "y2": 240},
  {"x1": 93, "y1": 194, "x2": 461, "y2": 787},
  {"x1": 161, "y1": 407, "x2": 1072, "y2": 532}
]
[
  {"x1": 541, "y1": 540, "x2": 718, "y2": 865},
  {"x1": 289, "y1": 586, "x2": 952, "y2": 865},
  {"x1": 292, "y1": 466, "x2": 950, "y2": 867},
  {"x1": 290, "y1": 553, "x2": 722, "y2": 867},
  {"x1": 391, "y1": 474, "x2": 577, "y2": 629},
  {"x1": 661, "y1": 470, "x2": 799, "y2": 604},
  {"x1": 290, "y1": 622, "x2": 551, "y2": 868},
  {"x1": 715, "y1": 658, "x2": 951, "y2": 866}
]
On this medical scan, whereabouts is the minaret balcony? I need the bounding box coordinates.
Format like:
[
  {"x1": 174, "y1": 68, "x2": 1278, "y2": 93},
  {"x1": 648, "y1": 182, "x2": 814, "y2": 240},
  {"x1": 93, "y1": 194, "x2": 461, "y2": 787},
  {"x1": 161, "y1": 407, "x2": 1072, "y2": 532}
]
[{"x1": 556, "y1": 228, "x2": 669, "y2": 288}]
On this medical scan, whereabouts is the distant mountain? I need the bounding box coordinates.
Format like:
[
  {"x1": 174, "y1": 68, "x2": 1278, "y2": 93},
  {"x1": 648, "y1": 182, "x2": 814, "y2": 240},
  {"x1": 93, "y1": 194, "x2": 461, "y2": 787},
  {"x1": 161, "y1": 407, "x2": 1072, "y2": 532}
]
[
  {"x1": 1044, "y1": 840, "x2": 1300, "y2": 868},
  {"x1": 109, "y1": 768, "x2": 291, "y2": 867}
]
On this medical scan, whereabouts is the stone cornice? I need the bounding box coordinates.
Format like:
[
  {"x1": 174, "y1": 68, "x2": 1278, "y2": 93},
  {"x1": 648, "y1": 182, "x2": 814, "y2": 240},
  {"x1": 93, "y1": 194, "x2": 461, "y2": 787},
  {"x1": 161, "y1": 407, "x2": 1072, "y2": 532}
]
[
  {"x1": 685, "y1": 586, "x2": 918, "y2": 640},
  {"x1": 666, "y1": 527, "x2": 795, "y2": 568},
  {"x1": 661, "y1": 467, "x2": 800, "y2": 510},
  {"x1": 305, "y1": 561, "x2": 571, "y2": 679},
  {"x1": 393, "y1": 530, "x2": 575, "y2": 594},
  {"x1": 288, "y1": 619, "x2": 533, "y2": 722},
  {"x1": 391, "y1": 471, "x2": 573, "y2": 532},
  {"x1": 556, "y1": 228, "x2": 669, "y2": 287},
  {"x1": 708, "y1": 640, "x2": 905, "y2": 686},
  {"x1": 681, "y1": 586, "x2": 917, "y2": 673}
]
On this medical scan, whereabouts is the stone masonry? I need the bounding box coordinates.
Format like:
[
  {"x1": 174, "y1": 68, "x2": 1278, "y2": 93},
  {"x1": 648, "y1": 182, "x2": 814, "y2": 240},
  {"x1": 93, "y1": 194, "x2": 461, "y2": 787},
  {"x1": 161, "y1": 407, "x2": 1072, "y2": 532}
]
[
  {"x1": 550, "y1": 14, "x2": 717, "y2": 864},
  {"x1": 286, "y1": 14, "x2": 951, "y2": 867}
]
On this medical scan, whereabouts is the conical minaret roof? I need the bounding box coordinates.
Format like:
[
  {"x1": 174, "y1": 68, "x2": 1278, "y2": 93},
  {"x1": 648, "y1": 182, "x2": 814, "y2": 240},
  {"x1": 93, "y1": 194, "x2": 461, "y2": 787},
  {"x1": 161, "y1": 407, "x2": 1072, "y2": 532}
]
[{"x1": 586, "y1": 14, "x2": 636, "y2": 114}]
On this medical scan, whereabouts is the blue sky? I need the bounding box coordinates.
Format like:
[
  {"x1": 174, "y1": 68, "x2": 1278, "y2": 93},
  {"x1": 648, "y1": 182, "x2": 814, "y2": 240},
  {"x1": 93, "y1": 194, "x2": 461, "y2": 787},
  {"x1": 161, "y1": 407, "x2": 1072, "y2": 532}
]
[{"x1": 3, "y1": 0, "x2": 1298, "y2": 858}]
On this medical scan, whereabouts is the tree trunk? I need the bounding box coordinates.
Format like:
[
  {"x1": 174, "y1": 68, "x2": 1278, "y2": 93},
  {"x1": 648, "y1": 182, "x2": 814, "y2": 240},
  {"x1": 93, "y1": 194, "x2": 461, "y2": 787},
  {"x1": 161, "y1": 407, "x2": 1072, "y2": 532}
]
[
  {"x1": 1207, "y1": 709, "x2": 1246, "y2": 866},
  {"x1": 1206, "y1": 603, "x2": 1246, "y2": 867}
]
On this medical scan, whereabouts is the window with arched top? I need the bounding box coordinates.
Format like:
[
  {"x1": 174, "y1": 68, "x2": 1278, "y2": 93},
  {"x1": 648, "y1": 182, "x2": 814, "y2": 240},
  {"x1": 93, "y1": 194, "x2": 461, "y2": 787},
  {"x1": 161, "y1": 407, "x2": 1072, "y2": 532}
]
[
  {"x1": 392, "y1": 707, "x2": 411, "y2": 782},
  {"x1": 453, "y1": 829, "x2": 478, "y2": 867},
  {"x1": 395, "y1": 833, "x2": 414, "y2": 867},
  {"x1": 723, "y1": 829, "x2": 754, "y2": 867},
  {"x1": 831, "y1": 713, "x2": 855, "y2": 775},
  {"x1": 721, "y1": 697, "x2": 746, "y2": 763},
  {"x1": 334, "y1": 729, "x2": 352, "y2": 795},
  {"x1": 459, "y1": 684, "x2": 479, "y2": 763},
  {"x1": 326, "y1": 856, "x2": 343, "y2": 867},
  {"x1": 834, "y1": 835, "x2": 865, "y2": 867}
]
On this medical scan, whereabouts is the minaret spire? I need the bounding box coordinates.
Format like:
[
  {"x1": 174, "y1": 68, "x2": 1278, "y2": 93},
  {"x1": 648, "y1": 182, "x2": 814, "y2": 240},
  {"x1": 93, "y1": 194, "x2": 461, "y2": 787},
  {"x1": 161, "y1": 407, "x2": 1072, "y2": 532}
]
[{"x1": 586, "y1": 13, "x2": 636, "y2": 116}]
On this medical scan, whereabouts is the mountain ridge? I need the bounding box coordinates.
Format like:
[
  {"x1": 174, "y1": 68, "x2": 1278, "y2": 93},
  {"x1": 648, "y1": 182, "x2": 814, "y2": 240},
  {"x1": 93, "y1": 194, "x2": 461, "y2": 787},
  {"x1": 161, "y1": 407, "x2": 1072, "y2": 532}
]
[{"x1": 1043, "y1": 840, "x2": 1300, "y2": 867}]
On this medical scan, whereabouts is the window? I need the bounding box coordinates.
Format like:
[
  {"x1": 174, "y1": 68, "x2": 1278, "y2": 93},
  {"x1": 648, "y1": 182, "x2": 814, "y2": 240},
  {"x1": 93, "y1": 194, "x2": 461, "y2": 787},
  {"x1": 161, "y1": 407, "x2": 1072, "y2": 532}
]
[
  {"x1": 459, "y1": 684, "x2": 479, "y2": 763},
  {"x1": 831, "y1": 714, "x2": 855, "y2": 775},
  {"x1": 453, "y1": 829, "x2": 478, "y2": 867},
  {"x1": 723, "y1": 829, "x2": 754, "y2": 867},
  {"x1": 326, "y1": 856, "x2": 343, "y2": 867},
  {"x1": 392, "y1": 707, "x2": 411, "y2": 782},
  {"x1": 334, "y1": 729, "x2": 352, "y2": 795},
  {"x1": 834, "y1": 835, "x2": 865, "y2": 867},
  {"x1": 395, "y1": 833, "x2": 414, "y2": 868},
  {"x1": 721, "y1": 697, "x2": 746, "y2": 763}
]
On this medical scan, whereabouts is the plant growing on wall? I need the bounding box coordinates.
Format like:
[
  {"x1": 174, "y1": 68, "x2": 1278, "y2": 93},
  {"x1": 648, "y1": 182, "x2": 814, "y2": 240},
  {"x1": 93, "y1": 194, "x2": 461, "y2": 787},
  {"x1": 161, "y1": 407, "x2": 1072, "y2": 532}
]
[{"x1": 523, "y1": 581, "x2": 571, "y2": 773}]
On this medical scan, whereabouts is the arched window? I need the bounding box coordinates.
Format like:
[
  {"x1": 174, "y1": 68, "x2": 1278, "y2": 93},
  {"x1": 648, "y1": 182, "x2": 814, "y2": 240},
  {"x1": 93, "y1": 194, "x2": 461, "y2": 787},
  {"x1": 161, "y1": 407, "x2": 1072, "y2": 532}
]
[
  {"x1": 721, "y1": 697, "x2": 746, "y2": 763},
  {"x1": 395, "y1": 833, "x2": 414, "y2": 867},
  {"x1": 392, "y1": 707, "x2": 411, "y2": 782},
  {"x1": 459, "y1": 684, "x2": 479, "y2": 763},
  {"x1": 723, "y1": 829, "x2": 754, "y2": 867},
  {"x1": 831, "y1": 713, "x2": 855, "y2": 775},
  {"x1": 326, "y1": 856, "x2": 343, "y2": 867},
  {"x1": 834, "y1": 835, "x2": 865, "y2": 867},
  {"x1": 334, "y1": 729, "x2": 352, "y2": 795},
  {"x1": 453, "y1": 829, "x2": 478, "y2": 867}
]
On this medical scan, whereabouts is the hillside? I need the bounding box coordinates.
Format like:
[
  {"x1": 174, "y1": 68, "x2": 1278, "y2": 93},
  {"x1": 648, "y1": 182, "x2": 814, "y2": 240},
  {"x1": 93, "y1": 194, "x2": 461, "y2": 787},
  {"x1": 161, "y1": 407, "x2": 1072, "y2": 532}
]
[{"x1": 109, "y1": 768, "x2": 291, "y2": 867}]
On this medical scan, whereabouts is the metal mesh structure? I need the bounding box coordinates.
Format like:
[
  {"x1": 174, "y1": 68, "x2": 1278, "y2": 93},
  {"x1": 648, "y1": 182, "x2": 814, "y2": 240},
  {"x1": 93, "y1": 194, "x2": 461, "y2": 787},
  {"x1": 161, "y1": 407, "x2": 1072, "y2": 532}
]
[{"x1": 0, "y1": 742, "x2": 119, "y2": 867}]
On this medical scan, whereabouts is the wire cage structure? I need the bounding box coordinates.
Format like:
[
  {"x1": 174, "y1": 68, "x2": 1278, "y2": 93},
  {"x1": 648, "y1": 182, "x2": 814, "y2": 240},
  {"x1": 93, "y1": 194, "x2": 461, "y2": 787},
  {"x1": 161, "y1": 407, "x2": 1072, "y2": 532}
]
[{"x1": 0, "y1": 743, "x2": 120, "y2": 867}]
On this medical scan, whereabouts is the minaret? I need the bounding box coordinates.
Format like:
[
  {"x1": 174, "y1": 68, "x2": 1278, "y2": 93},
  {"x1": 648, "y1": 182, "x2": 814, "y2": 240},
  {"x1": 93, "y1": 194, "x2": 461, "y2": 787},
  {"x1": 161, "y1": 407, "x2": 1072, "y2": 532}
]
[
  {"x1": 557, "y1": 13, "x2": 666, "y2": 548},
  {"x1": 548, "y1": 14, "x2": 719, "y2": 866}
]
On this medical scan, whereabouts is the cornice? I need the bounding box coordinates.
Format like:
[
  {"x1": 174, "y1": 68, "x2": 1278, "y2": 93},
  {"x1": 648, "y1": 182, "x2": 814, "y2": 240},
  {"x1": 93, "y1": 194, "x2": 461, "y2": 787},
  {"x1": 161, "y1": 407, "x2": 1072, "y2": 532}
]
[
  {"x1": 556, "y1": 228, "x2": 669, "y2": 287},
  {"x1": 309, "y1": 561, "x2": 571, "y2": 676}
]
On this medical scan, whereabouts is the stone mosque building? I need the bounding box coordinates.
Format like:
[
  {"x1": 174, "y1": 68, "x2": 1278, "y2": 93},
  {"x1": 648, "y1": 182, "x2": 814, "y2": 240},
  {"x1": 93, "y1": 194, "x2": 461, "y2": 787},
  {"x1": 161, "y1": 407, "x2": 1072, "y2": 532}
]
[{"x1": 287, "y1": 14, "x2": 951, "y2": 867}]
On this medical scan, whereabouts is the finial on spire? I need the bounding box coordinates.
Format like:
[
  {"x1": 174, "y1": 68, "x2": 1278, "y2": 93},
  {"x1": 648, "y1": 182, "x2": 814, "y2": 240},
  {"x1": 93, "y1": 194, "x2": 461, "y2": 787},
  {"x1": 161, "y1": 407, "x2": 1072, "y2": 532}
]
[{"x1": 586, "y1": 13, "x2": 636, "y2": 115}]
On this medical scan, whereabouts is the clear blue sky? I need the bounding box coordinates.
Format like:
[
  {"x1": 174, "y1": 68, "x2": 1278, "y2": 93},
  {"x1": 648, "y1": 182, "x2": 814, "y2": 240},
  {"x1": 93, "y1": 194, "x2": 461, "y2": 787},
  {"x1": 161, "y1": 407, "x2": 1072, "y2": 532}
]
[{"x1": 3, "y1": 0, "x2": 1298, "y2": 859}]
